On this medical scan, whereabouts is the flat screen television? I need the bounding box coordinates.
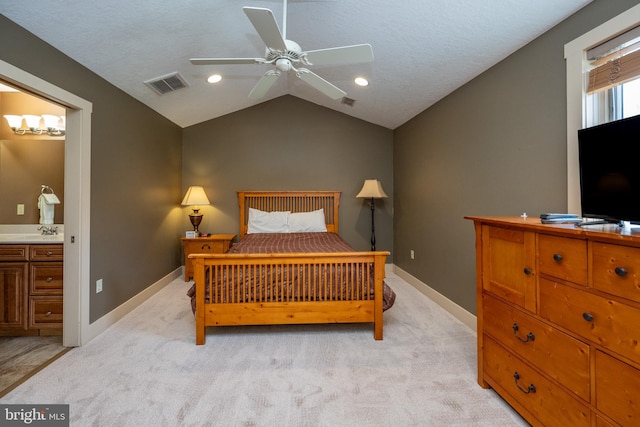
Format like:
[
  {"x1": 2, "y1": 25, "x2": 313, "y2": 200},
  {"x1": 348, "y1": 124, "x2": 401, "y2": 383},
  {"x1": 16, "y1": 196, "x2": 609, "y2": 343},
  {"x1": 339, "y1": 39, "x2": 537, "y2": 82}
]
[{"x1": 578, "y1": 114, "x2": 640, "y2": 224}]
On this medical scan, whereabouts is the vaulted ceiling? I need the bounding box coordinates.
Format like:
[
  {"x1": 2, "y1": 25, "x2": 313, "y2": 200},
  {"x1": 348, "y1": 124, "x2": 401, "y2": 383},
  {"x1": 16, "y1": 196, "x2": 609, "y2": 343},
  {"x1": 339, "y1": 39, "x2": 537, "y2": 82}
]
[{"x1": 1, "y1": 0, "x2": 592, "y2": 129}]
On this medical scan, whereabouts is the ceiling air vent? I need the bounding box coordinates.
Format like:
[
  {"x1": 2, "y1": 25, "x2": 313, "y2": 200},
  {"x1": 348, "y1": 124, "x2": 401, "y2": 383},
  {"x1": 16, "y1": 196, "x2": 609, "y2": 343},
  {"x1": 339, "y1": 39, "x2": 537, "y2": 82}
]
[
  {"x1": 341, "y1": 97, "x2": 356, "y2": 107},
  {"x1": 144, "y1": 72, "x2": 188, "y2": 95}
]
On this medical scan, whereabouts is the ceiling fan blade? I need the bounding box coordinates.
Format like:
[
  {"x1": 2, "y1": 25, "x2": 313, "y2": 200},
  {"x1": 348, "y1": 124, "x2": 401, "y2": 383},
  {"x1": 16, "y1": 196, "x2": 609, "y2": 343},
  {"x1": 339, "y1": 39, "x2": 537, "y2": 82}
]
[
  {"x1": 243, "y1": 7, "x2": 287, "y2": 53},
  {"x1": 302, "y1": 44, "x2": 374, "y2": 66},
  {"x1": 190, "y1": 58, "x2": 265, "y2": 65},
  {"x1": 296, "y1": 68, "x2": 346, "y2": 100},
  {"x1": 248, "y1": 70, "x2": 281, "y2": 99}
]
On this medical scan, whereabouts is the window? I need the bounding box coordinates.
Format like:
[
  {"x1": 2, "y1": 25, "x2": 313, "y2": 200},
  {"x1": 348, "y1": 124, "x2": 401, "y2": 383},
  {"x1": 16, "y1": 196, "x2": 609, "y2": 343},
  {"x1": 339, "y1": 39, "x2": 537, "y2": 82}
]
[
  {"x1": 585, "y1": 31, "x2": 640, "y2": 126},
  {"x1": 564, "y1": 5, "x2": 640, "y2": 214}
]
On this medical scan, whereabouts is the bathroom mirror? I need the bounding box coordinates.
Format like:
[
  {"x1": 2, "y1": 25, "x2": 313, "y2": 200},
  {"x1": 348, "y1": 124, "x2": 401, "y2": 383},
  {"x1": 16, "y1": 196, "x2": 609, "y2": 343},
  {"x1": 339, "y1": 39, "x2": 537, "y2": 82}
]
[{"x1": 0, "y1": 87, "x2": 65, "y2": 225}]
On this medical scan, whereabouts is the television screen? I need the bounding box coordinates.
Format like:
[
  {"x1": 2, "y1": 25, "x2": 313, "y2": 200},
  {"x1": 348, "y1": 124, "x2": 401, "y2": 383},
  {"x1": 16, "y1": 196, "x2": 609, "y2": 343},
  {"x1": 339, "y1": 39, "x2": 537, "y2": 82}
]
[{"x1": 578, "y1": 114, "x2": 640, "y2": 223}]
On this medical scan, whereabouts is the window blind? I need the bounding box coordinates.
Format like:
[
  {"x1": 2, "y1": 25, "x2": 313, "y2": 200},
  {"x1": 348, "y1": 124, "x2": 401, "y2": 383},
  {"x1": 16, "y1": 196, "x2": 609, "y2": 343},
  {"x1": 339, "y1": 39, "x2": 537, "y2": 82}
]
[{"x1": 587, "y1": 26, "x2": 640, "y2": 94}]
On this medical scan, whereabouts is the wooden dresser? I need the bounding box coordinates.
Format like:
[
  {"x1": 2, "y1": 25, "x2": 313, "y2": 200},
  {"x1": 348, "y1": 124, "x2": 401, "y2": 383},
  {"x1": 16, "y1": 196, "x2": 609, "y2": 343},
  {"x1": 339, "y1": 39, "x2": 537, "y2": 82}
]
[{"x1": 467, "y1": 216, "x2": 640, "y2": 426}]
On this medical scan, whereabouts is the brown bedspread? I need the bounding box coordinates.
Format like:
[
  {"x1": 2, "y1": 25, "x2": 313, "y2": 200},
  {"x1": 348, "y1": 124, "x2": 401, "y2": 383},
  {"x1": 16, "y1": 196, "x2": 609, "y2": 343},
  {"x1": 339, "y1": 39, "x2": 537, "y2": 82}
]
[{"x1": 187, "y1": 232, "x2": 396, "y2": 311}]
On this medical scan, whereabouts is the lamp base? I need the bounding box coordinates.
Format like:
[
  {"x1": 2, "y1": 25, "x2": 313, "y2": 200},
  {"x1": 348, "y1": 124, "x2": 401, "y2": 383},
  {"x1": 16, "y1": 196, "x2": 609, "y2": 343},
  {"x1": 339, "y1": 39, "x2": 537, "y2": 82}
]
[{"x1": 189, "y1": 214, "x2": 203, "y2": 234}]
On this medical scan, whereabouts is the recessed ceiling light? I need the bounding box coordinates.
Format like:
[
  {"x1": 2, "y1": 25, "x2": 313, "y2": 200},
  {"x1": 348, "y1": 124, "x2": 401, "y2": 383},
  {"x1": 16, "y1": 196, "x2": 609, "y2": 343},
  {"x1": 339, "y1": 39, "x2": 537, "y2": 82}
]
[
  {"x1": 354, "y1": 77, "x2": 369, "y2": 87},
  {"x1": 207, "y1": 74, "x2": 222, "y2": 84}
]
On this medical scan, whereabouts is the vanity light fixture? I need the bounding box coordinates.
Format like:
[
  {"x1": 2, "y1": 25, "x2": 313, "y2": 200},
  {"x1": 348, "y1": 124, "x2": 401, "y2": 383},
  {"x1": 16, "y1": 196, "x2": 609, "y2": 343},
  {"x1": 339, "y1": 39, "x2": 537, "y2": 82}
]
[{"x1": 3, "y1": 114, "x2": 66, "y2": 136}]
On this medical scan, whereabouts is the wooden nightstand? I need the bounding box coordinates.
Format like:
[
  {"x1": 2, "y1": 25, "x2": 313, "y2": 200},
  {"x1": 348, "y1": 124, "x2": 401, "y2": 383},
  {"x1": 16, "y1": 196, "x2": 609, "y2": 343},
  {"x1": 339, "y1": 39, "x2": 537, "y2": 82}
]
[{"x1": 181, "y1": 234, "x2": 235, "y2": 281}]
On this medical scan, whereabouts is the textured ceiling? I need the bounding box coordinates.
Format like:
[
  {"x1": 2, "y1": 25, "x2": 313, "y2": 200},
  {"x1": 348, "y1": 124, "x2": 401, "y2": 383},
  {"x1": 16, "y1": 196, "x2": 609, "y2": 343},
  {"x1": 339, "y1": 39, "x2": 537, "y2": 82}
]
[{"x1": 1, "y1": 0, "x2": 592, "y2": 129}]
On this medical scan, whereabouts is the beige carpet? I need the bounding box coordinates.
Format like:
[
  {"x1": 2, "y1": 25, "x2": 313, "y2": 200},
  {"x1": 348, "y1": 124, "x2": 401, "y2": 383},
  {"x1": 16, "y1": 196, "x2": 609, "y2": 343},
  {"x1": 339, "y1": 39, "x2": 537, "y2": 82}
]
[
  {"x1": 0, "y1": 272, "x2": 526, "y2": 426},
  {"x1": 0, "y1": 335, "x2": 68, "y2": 398}
]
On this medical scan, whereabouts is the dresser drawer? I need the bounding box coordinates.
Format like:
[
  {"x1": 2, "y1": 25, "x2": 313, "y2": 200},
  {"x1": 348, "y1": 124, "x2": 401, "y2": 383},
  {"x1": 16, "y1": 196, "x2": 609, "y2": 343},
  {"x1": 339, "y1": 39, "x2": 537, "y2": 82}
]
[
  {"x1": 28, "y1": 296, "x2": 63, "y2": 328},
  {"x1": 483, "y1": 336, "x2": 590, "y2": 426},
  {"x1": 30, "y1": 244, "x2": 63, "y2": 261},
  {"x1": 538, "y1": 234, "x2": 587, "y2": 285},
  {"x1": 595, "y1": 350, "x2": 640, "y2": 426},
  {"x1": 30, "y1": 262, "x2": 63, "y2": 295},
  {"x1": 591, "y1": 242, "x2": 640, "y2": 303},
  {"x1": 540, "y1": 278, "x2": 640, "y2": 365},
  {"x1": 0, "y1": 245, "x2": 29, "y2": 261},
  {"x1": 482, "y1": 293, "x2": 590, "y2": 401}
]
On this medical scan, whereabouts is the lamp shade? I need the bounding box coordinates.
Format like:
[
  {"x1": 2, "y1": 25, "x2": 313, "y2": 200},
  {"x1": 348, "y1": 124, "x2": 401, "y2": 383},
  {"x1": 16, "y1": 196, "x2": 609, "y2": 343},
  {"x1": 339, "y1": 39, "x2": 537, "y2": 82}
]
[
  {"x1": 181, "y1": 186, "x2": 210, "y2": 206},
  {"x1": 4, "y1": 115, "x2": 23, "y2": 129},
  {"x1": 356, "y1": 179, "x2": 388, "y2": 199}
]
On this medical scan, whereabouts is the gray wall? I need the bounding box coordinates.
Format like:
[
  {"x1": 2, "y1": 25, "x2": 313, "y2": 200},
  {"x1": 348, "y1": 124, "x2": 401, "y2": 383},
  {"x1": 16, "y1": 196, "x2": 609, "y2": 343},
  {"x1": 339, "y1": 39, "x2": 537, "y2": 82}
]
[
  {"x1": 0, "y1": 15, "x2": 184, "y2": 322},
  {"x1": 182, "y1": 96, "x2": 394, "y2": 257},
  {"x1": 393, "y1": 0, "x2": 640, "y2": 314}
]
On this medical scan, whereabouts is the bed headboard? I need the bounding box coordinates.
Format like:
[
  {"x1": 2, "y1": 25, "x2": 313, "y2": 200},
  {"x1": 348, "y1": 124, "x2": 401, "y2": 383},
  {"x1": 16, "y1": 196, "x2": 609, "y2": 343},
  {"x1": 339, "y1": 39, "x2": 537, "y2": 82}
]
[{"x1": 237, "y1": 191, "x2": 341, "y2": 239}]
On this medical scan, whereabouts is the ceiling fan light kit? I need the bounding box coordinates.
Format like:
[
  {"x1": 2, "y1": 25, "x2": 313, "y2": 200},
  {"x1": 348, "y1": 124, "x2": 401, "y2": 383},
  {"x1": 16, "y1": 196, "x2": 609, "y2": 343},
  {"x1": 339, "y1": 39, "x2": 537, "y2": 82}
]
[{"x1": 190, "y1": 0, "x2": 373, "y2": 101}]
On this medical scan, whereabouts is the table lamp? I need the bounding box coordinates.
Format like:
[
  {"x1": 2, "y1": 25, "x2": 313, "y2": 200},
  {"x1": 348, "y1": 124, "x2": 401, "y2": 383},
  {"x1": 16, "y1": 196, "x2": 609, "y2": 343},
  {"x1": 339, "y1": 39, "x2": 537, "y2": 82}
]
[{"x1": 181, "y1": 186, "x2": 210, "y2": 234}]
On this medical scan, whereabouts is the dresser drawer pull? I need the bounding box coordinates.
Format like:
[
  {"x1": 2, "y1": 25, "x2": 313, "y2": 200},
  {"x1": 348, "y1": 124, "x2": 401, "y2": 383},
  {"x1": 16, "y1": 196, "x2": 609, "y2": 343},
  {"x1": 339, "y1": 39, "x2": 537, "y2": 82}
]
[
  {"x1": 615, "y1": 266, "x2": 628, "y2": 277},
  {"x1": 201, "y1": 244, "x2": 211, "y2": 250},
  {"x1": 552, "y1": 253, "x2": 563, "y2": 262},
  {"x1": 512, "y1": 323, "x2": 535, "y2": 342},
  {"x1": 46, "y1": 277, "x2": 53, "y2": 282},
  {"x1": 513, "y1": 372, "x2": 536, "y2": 394},
  {"x1": 523, "y1": 267, "x2": 532, "y2": 275},
  {"x1": 582, "y1": 312, "x2": 594, "y2": 322},
  {"x1": 45, "y1": 311, "x2": 52, "y2": 317},
  {"x1": 46, "y1": 251, "x2": 53, "y2": 256}
]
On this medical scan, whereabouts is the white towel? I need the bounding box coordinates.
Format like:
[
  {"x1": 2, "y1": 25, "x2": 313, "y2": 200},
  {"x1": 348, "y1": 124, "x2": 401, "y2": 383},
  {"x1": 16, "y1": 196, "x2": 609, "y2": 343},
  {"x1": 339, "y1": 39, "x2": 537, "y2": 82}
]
[
  {"x1": 41, "y1": 193, "x2": 60, "y2": 205},
  {"x1": 38, "y1": 194, "x2": 58, "y2": 225}
]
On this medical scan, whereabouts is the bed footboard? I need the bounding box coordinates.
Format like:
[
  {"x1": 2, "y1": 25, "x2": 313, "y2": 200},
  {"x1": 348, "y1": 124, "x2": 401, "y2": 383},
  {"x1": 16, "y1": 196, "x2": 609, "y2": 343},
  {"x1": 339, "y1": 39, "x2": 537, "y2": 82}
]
[{"x1": 191, "y1": 251, "x2": 389, "y2": 345}]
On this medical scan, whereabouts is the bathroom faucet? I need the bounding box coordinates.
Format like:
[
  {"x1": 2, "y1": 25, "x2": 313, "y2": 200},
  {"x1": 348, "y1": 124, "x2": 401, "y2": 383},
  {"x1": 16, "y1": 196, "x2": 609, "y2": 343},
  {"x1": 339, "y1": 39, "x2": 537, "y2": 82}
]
[{"x1": 38, "y1": 225, "x2": 58, "y2": 235}]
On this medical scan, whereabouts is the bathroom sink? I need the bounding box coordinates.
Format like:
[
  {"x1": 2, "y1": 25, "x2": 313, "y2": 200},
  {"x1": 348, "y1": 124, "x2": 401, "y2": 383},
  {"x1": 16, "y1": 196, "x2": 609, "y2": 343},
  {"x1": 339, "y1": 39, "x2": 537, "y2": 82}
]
[{"x1": 0, "y1": 233, "x2": 64, "y2": 243}]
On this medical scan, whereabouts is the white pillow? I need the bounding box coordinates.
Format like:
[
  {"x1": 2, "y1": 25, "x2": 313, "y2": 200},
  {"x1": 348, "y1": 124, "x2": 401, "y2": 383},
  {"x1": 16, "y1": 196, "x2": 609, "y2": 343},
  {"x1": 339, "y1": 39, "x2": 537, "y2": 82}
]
[
  {"x1": 247, "y1": 208, "x2": 290, "y2": 233},
  {"x1": 288, "y1": 209, "x2": 327, "y2": 233}
]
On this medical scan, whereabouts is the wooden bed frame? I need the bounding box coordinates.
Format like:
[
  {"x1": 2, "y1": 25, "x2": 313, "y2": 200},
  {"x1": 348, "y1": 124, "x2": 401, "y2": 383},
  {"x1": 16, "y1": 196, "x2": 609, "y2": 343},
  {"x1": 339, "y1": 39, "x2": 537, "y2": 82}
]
[{"x1": 190, "y1": 191, "x2": 390, "y2": 345}]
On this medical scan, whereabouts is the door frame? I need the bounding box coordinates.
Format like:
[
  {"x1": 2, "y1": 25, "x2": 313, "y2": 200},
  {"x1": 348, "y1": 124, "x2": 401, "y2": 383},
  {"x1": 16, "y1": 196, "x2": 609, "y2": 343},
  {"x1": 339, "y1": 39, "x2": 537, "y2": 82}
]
[{"x1": 1, "y1": 59, "x2": 91, "y2": 346}]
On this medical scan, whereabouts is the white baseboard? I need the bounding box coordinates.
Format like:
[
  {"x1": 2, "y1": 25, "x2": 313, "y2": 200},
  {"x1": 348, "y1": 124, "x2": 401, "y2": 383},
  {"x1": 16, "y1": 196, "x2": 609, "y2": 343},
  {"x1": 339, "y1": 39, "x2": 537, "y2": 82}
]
[
  {"x1": 85, "y1": 267, "x2": 182, "y2": 344},
  {"x1": 392, "y1": 265, "x2": 477, "y2": 332}
]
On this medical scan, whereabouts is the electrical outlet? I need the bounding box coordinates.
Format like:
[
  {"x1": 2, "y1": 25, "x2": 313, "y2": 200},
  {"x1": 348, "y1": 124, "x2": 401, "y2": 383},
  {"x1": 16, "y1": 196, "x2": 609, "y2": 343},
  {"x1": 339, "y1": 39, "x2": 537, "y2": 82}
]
[
  {"x1": 410, "y1": 250, "x2": 415, "y2": 260},
  {"x1": 17, "y1": 204, "x2": 24, "y2": 215},
  {"x1": 96, "y1": 279, "x2": 103, "y2": 293}
]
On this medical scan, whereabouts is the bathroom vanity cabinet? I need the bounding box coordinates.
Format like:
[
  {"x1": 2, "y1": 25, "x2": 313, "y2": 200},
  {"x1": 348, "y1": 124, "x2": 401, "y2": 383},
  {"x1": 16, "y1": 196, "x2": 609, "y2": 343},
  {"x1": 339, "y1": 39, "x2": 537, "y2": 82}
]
[{"x1": 0, "y1": 243, "x2": 62, "y2": 335}]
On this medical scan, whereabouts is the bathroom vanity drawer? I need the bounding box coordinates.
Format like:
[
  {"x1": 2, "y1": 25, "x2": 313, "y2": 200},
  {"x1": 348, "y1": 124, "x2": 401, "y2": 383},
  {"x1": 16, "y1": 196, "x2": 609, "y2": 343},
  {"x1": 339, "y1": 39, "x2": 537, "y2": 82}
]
[
  {"x1": 28, "y1": 296, "x2": 63, "y2": 328},
  {"x1": 30, "y1": 244, "x2": 63, "y2": 261},
  {"x1": 30, "y1": 262, "x2": 63, "y2": 295},
  {"x1": 0, "y1": 245, "x2": 29, "y2": 261}
]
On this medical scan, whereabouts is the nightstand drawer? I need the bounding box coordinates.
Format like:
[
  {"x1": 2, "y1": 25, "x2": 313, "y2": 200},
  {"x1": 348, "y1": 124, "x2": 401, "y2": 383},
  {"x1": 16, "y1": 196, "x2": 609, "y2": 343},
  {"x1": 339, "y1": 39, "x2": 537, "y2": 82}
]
[
  {"x1": 181, "y1": 234, "x2": 236, "y2": 281},
  {"x1": 183, "y1": 240, "x2": 228, "y2": 254}
]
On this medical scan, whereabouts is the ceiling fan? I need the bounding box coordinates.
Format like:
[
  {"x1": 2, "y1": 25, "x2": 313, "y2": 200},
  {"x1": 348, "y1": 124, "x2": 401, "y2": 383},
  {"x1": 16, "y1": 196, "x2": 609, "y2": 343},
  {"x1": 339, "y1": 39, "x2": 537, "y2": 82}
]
[{"x1": 190, "y1": 0, "x2": 373, "y2": 100}]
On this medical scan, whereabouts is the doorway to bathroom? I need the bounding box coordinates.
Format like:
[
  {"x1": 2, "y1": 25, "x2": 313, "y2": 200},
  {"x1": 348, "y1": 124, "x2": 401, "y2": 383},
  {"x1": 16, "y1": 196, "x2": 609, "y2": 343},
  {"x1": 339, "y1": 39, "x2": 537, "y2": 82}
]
[{"x1": 1, "y1": 59, "x2": 92, "y2": 348}]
